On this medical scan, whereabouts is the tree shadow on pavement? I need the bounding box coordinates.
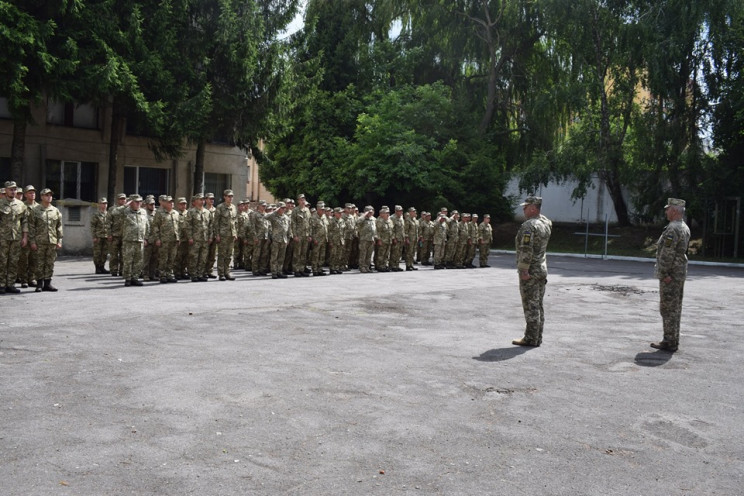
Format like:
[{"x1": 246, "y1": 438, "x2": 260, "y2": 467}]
[
  {"x1": 634, "y1": 350, "x2": 673, "y2": 367},
  {"x1": 473, "y1": 346, "x2": 535, "y2": 362}
]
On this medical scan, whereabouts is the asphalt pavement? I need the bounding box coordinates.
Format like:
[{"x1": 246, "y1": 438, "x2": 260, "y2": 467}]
[{"x1": 1, "y1": 254, "x2": 743, "y2": 495}]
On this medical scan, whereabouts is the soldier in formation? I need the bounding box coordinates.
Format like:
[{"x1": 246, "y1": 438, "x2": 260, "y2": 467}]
[{"x1": 28, "y1": 188, "x2": 63, "y2": 292}]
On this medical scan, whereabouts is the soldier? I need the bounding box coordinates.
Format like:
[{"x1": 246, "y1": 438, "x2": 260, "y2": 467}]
[
  {"x1": 282, "y1": 198, "x2": 295, "y2": 275},
  {"x1": 375, "y1": 206, "x2": 393, "y2": 272},
  {"x1": 203, "y1": 192, "x2": 217, "y2": 278},
  {"x1": 404, "y1": 207, "x2": 420, "y2": 271},
  {"x1": 349, "y1": 205, "x2": 361, "y2": 269},
  {"x1": 454, "y1": 213, "x2": 471, "y2": 269},
  {"x1": 265, "y1": 201, "x2": 291, "y2": 279},
  {"x1": 328, "y1": 207, "x2": 346, "y2": 274},
  {"x1": 478, "y1": 214, "x2": 493, "y2": 267},
  {"x1": 445, "y1": 210, "x2": 460, "y2": 268},
  {"x1": 120, "y1": 195, "x2": 150, "y2": 287},
  {"x1": 357, "y1": 206, "x2": 377, "y2": 273},
  {"x1": 152, "y1": 196, "x2": 181, "y2": 283},
  {"x1": 28, "y1": 188, "x2": 63, "y2": 292},
  {"x1": 309, "y1": 202, "x2": 329, "y2": 276},
  {"x1": 0, "y1": 181, "x2": 29, "y2": 294},
  {"x1": 420, "y1": 212, "x2": 434, "y2": 266},
  {"x1": 175, "y1": 197, "x2": 190, "y2": 279},
  {"x1": 107, "y1": 193, "x2": 128, "y2": 277},
  {"x1": 142, "y1": 196, "x2": 158, "y2": 281},
  {"x1": 90, "y1": 197, "x2": 110, "y2": 274},
  {"x1": 240, "y1": 201, "x2": 255, "y2": 272},
  {"x1": 342, "y1": 204, "x2": 355, "y2": 271},
  {"x1": 512, "y1": 196, "x2": 552, "y2": 347},
  {"x1": 651, "y1": 198, "x2": 691, "y2": 352},
  {"x1": 250, "y1": 200, "x2": 269, "y2": 276},
  {"x1": 390, "y1": 205, "x2": 405, "y2": 271},
  {"x1": 184, "y1": 193, "x2": 213, "y2": 282},
  {"x1": 432, "y1": 213, "x2": 448, "y2": 269},
  {"x1": 234, "y1": 200, "x2": 248, "y2": 270},
  {"x1": 465, "y1": 213, "x2": 478, "y2": 268},
  {"x1": 18, "y1": 185, "x2": 39, "y2": 288},
  {"x1": 291, "y1": 194, "x2": 312, "y2": 277},
  {"x1": 213, "y1": 189, "x2": 238, "y2": 281}
]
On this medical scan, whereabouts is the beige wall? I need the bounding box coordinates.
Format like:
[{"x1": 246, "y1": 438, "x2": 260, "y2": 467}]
[{"x1": 0, "y1": 98, "x2": 275, "y2": 254}]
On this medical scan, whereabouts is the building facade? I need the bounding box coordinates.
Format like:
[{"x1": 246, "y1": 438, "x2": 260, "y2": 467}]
[{"x1": 0, "y1": 97, "x2": 274, "y2": 254}]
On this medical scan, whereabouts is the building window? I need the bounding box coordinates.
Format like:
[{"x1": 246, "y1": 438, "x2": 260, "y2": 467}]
[
  {"x1": 124, "y1": 166, "x2": 170, "y2": 200},
  {"x1": 47, "y1": 100, "x2": 99, "y2": 129},
  {"x1": 45, "y1": 160, "x2": 97, "y2": 201},
  {"x1": 204, "y1": 172, "x2": 229, "y2": 197},
  {"x1": 0, "y1": 97, "x2": 10, "y2": 119},
  {"x1": 1, "y1": 157, "x2": 10, "y2": 183}
]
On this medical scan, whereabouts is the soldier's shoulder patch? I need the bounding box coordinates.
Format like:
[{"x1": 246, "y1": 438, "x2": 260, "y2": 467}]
[
  {"x1": 522, "y1": 231, "x2": 532, "y2": 245},
  {"x1": 664, "y1": 234, "x2": 674, "y2": 247}
]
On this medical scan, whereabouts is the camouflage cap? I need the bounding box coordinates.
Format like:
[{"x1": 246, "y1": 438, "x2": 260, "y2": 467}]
[
  {"x1": 131, "y1": 194, "x2": 143, "y2": 202},
  {"x1": 395, "y1": 205, "x2": 403, "y2": 211},
  {"x1": 333, "y1": 207, "x2": 343, "y2": 213},
  {"x1": 297, "y1": 193, "x2": 306, "y2": 199},
  {"x1": 146, "y1": 197, "x2": 156, "y2": 204},
  {"x1": 4, "y1": 181, "x2": 17, "y2": 189},
  {"x1": 440, "y1": 207, "x2": 448, "y2": 212},
  {"x1": 223, "y1": 189, "x2": 234, "y2": 196},
  {"x1": 205, "y1": 192, "x2": 215, "y2": 199},
  {"x1": 40, "y1": 188, "x2": 53, "y2": 195},
  {"x1": 99, "y1": 197, "x2": 108, "y2": 203},
  {"x1": 520, "y1": 196, "x2": 542, "y2": 206},
  {"x1": 364, "y1": 205, "x2": 374, "y2": 212},
  {"x1": 451, "y1": 210, "x2": 459, "y2": 215},
  {"x1": 665, "y1": 198, "x2": 686, "y2": 208},
  {"x1": 24, "y1": 185, "x2": 36, "y2": 193},
  {"x1": 258, "y1": 200, "x2": 267, "y2": 206},
  {"x1": 462, "y1": 213, "x2": 471, "y2": 218},
  {"x1": 472, "y1": 213, "x2": 479, "y2": 218},
  {"x1": 165, "y1": 196, "x2": 173, "y2": 202},
  {"x1": 408, "y1": 207, "x2": 416, "y2": 212},
  {"x1": 484, "y1": 214, "x2": 491, "y2": 219},
  {"x1": 192, "y1": 193, "x2": 204, "y2": 201},
  {"x1": 177, "y1": 197, "x2": 187, "y2": 204},
  {"x1": 277, "y1": 201, "x2": 286, "y2": 208},
  {"x1": 117, "y1": 193, "x2": 127, "y2": 199}
]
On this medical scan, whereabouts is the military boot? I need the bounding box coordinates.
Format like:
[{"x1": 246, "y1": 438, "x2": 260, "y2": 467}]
[{"x1": 42, "y1": 279, "x2": 58, "y2": 292}]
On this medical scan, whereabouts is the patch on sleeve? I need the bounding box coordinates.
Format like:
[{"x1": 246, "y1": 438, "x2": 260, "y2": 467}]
[
  {"x1": 522, "y1": 231, "x2": 532, "y2": 245},
  {"x1": 664, "y1": 234, "x2": 674, "y2": 247}
]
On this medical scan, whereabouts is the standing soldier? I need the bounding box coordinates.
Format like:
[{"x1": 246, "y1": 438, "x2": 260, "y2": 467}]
[
  {"x1": 203, "y1": 193, "x2": 218, "y2": 278},
  {"x1": 309, "y1": 202, "x2": 329, "y2": 276},
  {"x1": 291, "y1": 194, "x2": 311, "y2": 277},
  {"x1": 90, "y1": 197, "x2": 110, "y2": 274},
  {"x1": 375, "y1": 206, "x2": 393, "y2": 272},
  {"x1": 142, "y1": 196, "x2": 158, "y2": 281},
  {"x1": 28, "y1": 188, "x2": 63, "y2": 292},
  {"x1": 107, "y1": 193, "x2": 128, "y2": 277},
  {"x1": 282, "y1": 198, "x2": 295, "y2": 275},
  {"x1": 390, "y1": 205, "x2": 405, "y2": 271},
  {"x1": 18, "y1": 185, "x2": 39, "y2": 288},
  {"x1": 240, "y1": 202, "x2": 255, "y2": 272},
  {"x1": 250, "y1": 200, "x2": 269, "y2": 276},
  {"x1": 265, "y1": 201, "x2": 291, "y2": 279},
  {"x1": 349, "y1": 205, "x2": 361, "y2": 269},
  {"x1": 404, "y1": 207, "x2": 420, "y2": 271},
  {"x1": 478, "y1": 214, "x2": 493, "y2": 267},
  {"x1": 152, "y1": 196, "x2": 181, "y2": 283},
  {"x1": 342, "y1": 204, "x2": 355, "y2": 271},
  {"x1": 357, "y1": 206, "x2": 377, "y2": 273},
  {"x1": 213, "y1": 189, "x2": 238, "y2": 281},
  {"x1": 234, "y1": 200, "x2": 248, "y2": 270},
  {"x1": 651, "y1": 198, "x2": 691, "y2": 352},
  {"x1": 433, "y1": 213, "x2": 448, "y2": 269},
  {"x1": 445, "y1": 210, "x2": 460, "y2": 268},
  {"x1": 420, "y1": 212, "x2": 434, "y2": 266},
  {"x1": 328, "y1": 207, "x2": 346, "y2": 274},
  {"x1": 184, "y1": 193, "x2": 213, "y2": 282},
  {"x1": 120, "y1": 195, "x2": 150, "y2": 287},
  {"x1": 512, "y1": 196, "x2": 552, "y2": 347},
  {"x1": 174, "y1": 198, "x2": 190, "y2": 279},
  {"x1": 0, "y1": 181, "x2": 28, "y2": 294},
  {"x1": 454, "y1": 213, "x2": 471, "y2": 269}
]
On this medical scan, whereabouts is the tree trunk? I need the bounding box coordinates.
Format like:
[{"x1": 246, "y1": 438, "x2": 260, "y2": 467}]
[
  {"x1": 107, "y1": 102, "x2": 123, "y2": 203},
  {"x1": 10, "y1": 114, "x2": 27, "y2": 182},
  {"x1": 193, "y1": 138, "x2": 206, "y2": 196}
]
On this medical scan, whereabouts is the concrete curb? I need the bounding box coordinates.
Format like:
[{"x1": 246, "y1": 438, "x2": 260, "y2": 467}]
[{"x1": 491, "y1": 249, "x2": 744, "y2": 268}]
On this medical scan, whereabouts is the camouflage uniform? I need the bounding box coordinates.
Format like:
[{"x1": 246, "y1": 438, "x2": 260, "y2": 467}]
[
  {"x1": 654, "y1": 200, "x2": 691, "y2": 350},
  {"x1": 240, "y1": 207, "x2": 254, "y2": 271},
  {"x1": 175, "y1": 201, "x2": 190, "y2": 279},
  {"x1": 445, "y1": 214, "x2": 460, "y2": 268},
  {"x1": 455, "y1": 216, "x2": 471, "y2": 268},
  {"x1": 250, "y1": 206, "x2": 269, "y2": 276},
  {"x1": 18, "y1": 198, "x2": 39, "y2": 286},
  {"x1": 121, "y1": 205, "x2": 150, "y2": 284},
  {"x1": 266, "y1": 206, "x2": 291, "y2": 278},
  {"x1": 375, "y1": 211, "x2": 393, "y2": 271},
  {"x1": 404, "y1": 210, "x2": 419, "y2": 270},
  {"x1": 0, "y1": 194, "x2": 28, "y2": 292},
  {"x1": 357, "y1": 210, "x2": 377, "y2": 273},
  {"x1": 515, "y1": 207, "x2": 552, "y2": 346},
  {"x1": 142, "y1": 204, "x2": 158, "y2": 280},
  {"x1": 184, "y1": 204, "x2": 213, "y2": 281},
  {"x1": 327, "y1": 209, "x2": 346, "y2": 274},
  {"x1": 28, "y1": 201, "x2": 63, "y2": 285},
  {"x1": 90, "y1": 203, "x2": 110, "y2": 273},
  {"x1": 291, "y1": 202, "x2": 311, "y2": 275},
  {"x1": 478, "y1": 217, "x2": 493, "y2": 267},
  {"x1": 419, "y1": 213, "x2": 433, "y2": 265},
  {"x1": 151, "y1": 204, "x2": 181, "y2": 282},
  {"x1": 432, "y1": 215, "x2": 448, "y2": 268},
  {"x1": 107, "y1": 201, "x2": 128, "y2": 276},
  {"x1": 390, "y1": 209, "x2": 405, "y2": 271},
  {"x1": 213, "y1": 199, "x2": 238, "y2": 279},
  {"x1": 204, "y1": 200, "x2": 217, "y2": 277},
  {"x1": 234, "y1": 204, "x2": 248, "y2": 270},
  {"x1": 342, "y1": 207, "x2": 355, "y2": 270},
  {"x1": 309, "y1": 208, "x2": 329, "y2": 275}
]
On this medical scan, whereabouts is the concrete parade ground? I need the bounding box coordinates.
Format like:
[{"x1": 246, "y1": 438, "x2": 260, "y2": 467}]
[{"x1": 1, "y1": 254, "x2": 743, "y2": 495}]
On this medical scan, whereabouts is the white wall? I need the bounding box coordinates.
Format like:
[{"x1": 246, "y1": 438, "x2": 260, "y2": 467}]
[{"x1": 506, "y1": 175, "x2": 635, "y2": 224}]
